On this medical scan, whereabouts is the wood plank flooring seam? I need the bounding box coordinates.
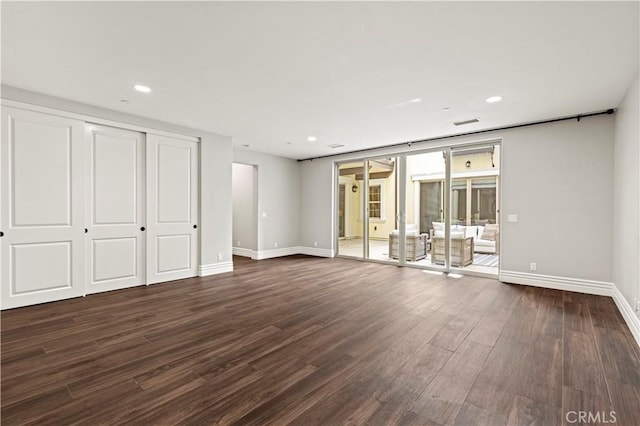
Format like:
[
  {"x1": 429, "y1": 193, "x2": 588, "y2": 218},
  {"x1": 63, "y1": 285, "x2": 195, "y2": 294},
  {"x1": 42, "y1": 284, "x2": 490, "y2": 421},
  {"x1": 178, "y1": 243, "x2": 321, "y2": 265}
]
[{"x1": 585, "y1": 294, "x2": 615, "y2": 407}]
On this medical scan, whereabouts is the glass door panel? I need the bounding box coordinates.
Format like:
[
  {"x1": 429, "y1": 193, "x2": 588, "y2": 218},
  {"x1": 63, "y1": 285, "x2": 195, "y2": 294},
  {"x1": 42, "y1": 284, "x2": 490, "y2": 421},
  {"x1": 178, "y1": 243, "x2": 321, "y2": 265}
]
[
  {"x1": 366, "y1": 157, "x2": 398, "y2": 263},
  {"x1": 337, "y1": 161, "x2": 366, "y2": 258},
  {"x1": 404, "y1": 150, "x2": 447, "y2": 270},
  {"x1": 450, "y1": 144, "x2": 500, "y2": 275}
]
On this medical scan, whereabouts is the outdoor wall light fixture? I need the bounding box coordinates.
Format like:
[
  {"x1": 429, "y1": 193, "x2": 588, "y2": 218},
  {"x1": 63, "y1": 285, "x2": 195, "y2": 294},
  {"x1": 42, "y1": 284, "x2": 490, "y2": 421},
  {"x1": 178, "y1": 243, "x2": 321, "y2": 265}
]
[
  {"x1": 465, "y1": 161, "x2": 471, "y2": 168},
  {"x1": 352, "y1": 183, "x2": 358, "y2": 193}
]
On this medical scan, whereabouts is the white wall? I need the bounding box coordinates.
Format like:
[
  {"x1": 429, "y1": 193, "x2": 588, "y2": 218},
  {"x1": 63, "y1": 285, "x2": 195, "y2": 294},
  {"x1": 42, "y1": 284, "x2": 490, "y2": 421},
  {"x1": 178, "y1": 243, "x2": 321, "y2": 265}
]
[
  {"x1": 232, "y1": 163, "x2": 257, "y2": 251},
  {"x1": 1, "y1": 85, "x2": 234, "y2": 270},
  {"x1": 233, "y1": 149, "x2": 301, "y2": 252},
  {"x1": 200, "y1": 134, "x2": 233, "y2": 269},
  {"x1": 300, "y1": 115, "x2": 615, "y2": 282},
  {"x1": 500, "y1": 117, "x2": 613, "y2": 282},
  {"x1": 300, "y1": 159, "x2": 334, "y2": 251},
  {"x1": 613, "y1": 73, "x2": 640, "y2": 318}
]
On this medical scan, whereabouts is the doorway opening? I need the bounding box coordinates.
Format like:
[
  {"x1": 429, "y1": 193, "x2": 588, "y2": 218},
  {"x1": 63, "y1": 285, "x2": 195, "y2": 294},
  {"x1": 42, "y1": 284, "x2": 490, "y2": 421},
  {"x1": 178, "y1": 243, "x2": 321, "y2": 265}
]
[{"x1": 232, "y1": 163, "x2": 258, "y2": 259}]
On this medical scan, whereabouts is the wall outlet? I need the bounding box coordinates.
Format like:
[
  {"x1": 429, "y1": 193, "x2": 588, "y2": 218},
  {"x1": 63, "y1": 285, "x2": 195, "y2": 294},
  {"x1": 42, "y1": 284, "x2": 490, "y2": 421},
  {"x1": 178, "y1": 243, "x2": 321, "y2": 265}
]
[
  {"x1": 530, "y1": 262, "x2": 537, "y2": 271},
  {"x1": 274, "y1": 242, "x2": 278, "y2": 248},
  {"x1": 507, "y1": 214, "x2": 518, "y2": 223},
  {"x1": 314, "y1": 241, "x2": 318, "y2": 247},
  {"x1": 262, "y1": 212, "x2": 267, "y2": 218},
  {"x1": 217, "y1": 253, "x2": 223, "y2": 261},
  {"x1": 635, "y1": 298, "x2": 640, "y2": 312},
  {"x1": 237, "y1": 240, "x2": 240, "y2": 246}
]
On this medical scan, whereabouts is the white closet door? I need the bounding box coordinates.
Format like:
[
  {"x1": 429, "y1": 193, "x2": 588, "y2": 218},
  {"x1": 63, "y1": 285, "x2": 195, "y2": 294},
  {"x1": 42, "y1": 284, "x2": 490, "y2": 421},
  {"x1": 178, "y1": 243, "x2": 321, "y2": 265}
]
[
  {"x1": 1, "y1": 107, "x2": 85, "y2": 309},
  {"x1": 146, "y1": 134, "x2": 198, "y2": 284},
  {"x1": 85, "y1": 124, "x2": 145, "y2": 294}
]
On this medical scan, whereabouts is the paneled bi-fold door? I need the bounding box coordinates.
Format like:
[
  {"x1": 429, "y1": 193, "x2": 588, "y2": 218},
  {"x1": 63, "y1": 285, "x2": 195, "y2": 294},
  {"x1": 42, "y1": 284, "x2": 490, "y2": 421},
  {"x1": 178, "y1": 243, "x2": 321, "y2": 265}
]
[
  {"x1": 85, "y1": 124, "x2": 146, "y2": 294},
  {"x1": 1, "y1": 107, "x2": 85, "y2": 309},
  {"x1": 146, "y1": 134, "x2": 198, "y2": 284}
]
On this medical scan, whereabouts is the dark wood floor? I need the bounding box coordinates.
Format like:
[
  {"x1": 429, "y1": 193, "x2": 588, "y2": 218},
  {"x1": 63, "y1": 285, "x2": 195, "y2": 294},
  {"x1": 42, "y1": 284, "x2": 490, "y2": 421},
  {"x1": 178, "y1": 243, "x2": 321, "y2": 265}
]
[{"x1": 2, "y1": 255, "x2": 640, "y2": 425}]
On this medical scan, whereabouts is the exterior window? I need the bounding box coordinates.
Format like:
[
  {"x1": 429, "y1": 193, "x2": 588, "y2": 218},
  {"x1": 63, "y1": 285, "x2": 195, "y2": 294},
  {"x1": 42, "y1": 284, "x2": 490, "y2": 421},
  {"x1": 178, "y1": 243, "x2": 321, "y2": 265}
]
[
  {"x1": 419, "y1": 181, "x2": 442, "y2": 234},
  {"x1": 471, "y1": 178, "x2": 497, "y2": 224},
  {"x1": 451, "y1": 179, "x2": 467, "y2": 225},
  {"x1": 369, "y1": 185, "x2": 381, "y2": 218}
]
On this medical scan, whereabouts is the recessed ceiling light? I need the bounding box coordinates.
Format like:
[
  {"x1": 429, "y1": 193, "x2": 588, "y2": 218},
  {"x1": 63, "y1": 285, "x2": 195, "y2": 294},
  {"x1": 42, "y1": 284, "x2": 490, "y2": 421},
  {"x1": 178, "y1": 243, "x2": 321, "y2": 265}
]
[
  {"x1": 134, "y1": 84, "x2": 152, "y2": 93},
  {"x1": 286, "y1": 142, "x2": 292, "y2": 145},
  {"x1": 407, "y1": 98, "x2": 422, "y2": 103},
  {"x1": 241, "y1": 144, "x2": 251, "y2": 148},
  {"x1": 442, "y1": 107, "x2": 451, "y2": 112},
  {"x1": 120, "y1": 99, "x2": 130, "y2": 103},
  {"x1": 307, "y1": 136, "x2": 317, "y2": 142},
  {"x1": 485, "y1": 96, "x2": 502, "y2": 103}
]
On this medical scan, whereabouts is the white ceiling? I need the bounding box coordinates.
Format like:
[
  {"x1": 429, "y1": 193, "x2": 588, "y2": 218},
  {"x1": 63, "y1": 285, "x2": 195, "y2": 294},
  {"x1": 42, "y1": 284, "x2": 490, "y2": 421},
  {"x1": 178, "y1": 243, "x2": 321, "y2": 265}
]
[{"x1": 2, "y1": 1, "x2": 638, "y2": 159}]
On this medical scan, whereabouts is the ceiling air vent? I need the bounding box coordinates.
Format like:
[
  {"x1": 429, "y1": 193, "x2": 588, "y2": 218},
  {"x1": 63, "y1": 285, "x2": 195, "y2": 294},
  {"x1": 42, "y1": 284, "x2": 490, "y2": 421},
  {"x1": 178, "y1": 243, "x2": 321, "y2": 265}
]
[
  {"x1": 453, "y1": 118, "x2": 480, "y2": 126},
  {"x1": 328, "y1": 144, "x2": 345, "y2": 149}
]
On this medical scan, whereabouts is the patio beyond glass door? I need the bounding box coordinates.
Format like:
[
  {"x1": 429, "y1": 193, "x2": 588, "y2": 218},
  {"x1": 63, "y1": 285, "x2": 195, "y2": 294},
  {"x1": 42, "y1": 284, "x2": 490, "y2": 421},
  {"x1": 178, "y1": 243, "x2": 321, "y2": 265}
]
[
  {"x1": 335, "y1": 142, "x2": 500, "y2": 278},
  {"x1": 337, "y1": 162, "x2": 365, "y2": 259},
  {"x1": 449, "y1": 144, "x2": 500, "y2": 275},
  {"x1": 366, "y1": 158, "x2": 398, "y2": 264},
  {"x1": 404, "y1": 150, "x2": 447, "y2": 270}
]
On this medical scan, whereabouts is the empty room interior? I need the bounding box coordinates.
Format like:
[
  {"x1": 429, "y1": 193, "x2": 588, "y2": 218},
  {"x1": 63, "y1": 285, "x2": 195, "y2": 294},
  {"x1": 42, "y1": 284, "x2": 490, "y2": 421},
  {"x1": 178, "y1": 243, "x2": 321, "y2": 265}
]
[{"x1": 2, "y1": 2, "x2": 640, "y2": 425}]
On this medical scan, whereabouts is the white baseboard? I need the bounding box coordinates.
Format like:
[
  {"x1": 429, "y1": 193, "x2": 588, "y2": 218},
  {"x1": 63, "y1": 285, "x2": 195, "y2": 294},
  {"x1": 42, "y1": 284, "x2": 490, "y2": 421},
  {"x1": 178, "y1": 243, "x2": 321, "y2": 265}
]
[
  {"x1": 499, "y1": 270, "x2": 612, "y2": 296},
  {"x1": 254, "y1": 246, "x2": 300, "y2": 260},
  {"x1": 297, "y1": 246, "x2": 335, "y2": 258},
  {"x1": 198, "y1": 261, "x2": 233, "y2": 277},
  {"x1": 232, "y1": 246, "x2": 335, "y2": 260},
  {"x1": 500, "y1": 270, "x2": 640, "y2": 349},
  {"x1": 611, "y1": 285, "x2": 640, "y2": 348},
  {"x1": 232, "y1": 247, "x2": 255, "y2": 258}
]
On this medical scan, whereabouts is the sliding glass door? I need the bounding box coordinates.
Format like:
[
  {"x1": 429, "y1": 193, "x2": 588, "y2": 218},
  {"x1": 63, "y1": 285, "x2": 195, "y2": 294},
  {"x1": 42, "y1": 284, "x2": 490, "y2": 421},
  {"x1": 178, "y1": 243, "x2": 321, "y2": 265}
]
[
  {"x1": 335, "y1": 141, "x2": 500, "y2": 277},
  {"x1": 336, "y1": 158, "x2": 399, "y2": 263}
]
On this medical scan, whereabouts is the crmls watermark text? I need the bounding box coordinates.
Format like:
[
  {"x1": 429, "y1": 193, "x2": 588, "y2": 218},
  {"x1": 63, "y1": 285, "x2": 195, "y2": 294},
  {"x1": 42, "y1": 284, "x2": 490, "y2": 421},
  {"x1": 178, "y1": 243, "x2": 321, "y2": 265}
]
[{"x1": 565, "y1": 411, "x2": 617, "y2": 424}]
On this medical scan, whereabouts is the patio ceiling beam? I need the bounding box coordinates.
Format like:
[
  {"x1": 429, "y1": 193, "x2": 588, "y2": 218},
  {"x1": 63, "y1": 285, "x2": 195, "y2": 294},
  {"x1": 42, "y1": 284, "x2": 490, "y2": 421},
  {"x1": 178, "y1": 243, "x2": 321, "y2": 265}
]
[{"x1": 355, "y1": 171, "x2": 393, "y2": 180}]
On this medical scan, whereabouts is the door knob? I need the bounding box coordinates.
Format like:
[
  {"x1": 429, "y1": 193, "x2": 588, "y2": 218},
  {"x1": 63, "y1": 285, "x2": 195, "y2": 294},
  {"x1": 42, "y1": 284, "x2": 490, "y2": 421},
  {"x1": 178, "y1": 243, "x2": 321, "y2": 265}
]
[
  {"x1": 0, "y1": 231, "x2": 3, "y2": 237},
  {"x1": 193, "y1": 224, "x2": 197, "y2": 229},
  {"x1": 84, "y1": 228, "x2": 88, "y2": 233},
  {"x1": 140, "y1": 227, "x2": 146, "y2": 231}
]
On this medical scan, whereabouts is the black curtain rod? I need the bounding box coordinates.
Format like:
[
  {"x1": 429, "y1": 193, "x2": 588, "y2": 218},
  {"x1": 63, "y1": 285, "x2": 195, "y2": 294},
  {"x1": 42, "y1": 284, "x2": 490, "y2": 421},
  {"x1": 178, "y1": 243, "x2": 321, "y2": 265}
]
[{"x1": 298, "y1": 108, "x2": 615, "y2": 162}]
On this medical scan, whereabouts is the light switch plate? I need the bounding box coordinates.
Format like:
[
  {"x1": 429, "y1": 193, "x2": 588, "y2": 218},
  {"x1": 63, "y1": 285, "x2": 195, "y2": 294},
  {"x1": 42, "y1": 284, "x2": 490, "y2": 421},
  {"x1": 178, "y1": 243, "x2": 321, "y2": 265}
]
[{"x1": 507, "y1": 214, "x2": 518, "y2": 223}]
